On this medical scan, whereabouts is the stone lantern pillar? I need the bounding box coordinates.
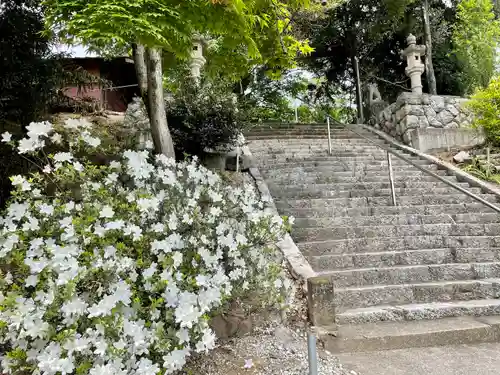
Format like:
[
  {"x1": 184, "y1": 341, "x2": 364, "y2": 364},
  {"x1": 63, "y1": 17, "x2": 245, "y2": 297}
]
[
  {"x1": 401, "y1": 34, "x2": 426, "y2": 95},
  {"x1": 190, "y1": 35, "x2": 206, "y2": 81}
]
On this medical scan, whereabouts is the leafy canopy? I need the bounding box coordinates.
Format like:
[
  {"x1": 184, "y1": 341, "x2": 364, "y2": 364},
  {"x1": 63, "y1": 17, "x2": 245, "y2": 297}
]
[
  {"x1": 43, "y1": 0, "x2": 314, "y2": 79},
  {"x1": 452, "y1": 0, "x2": 500, "y2": 94}
]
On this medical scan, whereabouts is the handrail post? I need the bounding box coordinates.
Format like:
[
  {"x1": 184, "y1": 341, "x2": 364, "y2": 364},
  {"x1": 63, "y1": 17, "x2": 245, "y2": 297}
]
[
  {"x1": 307, "y1": 332, "x2": 318, "y2": 375},
  {"x1": 387, "y1": 151, "x2": 397, "y2": 206},
  {"x1": 327, "y1": 116, "x2": 332, "y2": 155}
]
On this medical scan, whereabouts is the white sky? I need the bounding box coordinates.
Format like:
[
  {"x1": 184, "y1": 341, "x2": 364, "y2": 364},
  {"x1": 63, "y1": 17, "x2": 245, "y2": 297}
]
[{"x1": 52, "y1": 44, "x2": 98, "y2": 58}]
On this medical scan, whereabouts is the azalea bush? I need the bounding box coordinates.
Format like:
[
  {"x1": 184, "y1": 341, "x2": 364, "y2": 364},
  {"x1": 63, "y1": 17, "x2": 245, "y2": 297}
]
[
  {"x1": 467, "y1": 76, "x2": 500, "y2": 146},
  {"x1": 0, "y1": 118, "x2": 291, "y2": 375}
]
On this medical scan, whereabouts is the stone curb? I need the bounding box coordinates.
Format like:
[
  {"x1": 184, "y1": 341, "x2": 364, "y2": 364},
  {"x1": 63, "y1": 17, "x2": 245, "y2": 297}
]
[
  {"x1": 241, "y1": 144, "x2": 317, "y2": 291},
  {"x1": 360, "y1": 124, "x2": 500, "y2": 199}
]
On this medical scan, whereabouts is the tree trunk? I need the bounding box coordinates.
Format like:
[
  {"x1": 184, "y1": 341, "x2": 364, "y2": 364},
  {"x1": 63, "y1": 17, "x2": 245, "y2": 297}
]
[
  {"x1": 145, "y1": 47, "x2": 176, "y2": 159},
  {"x1": 422, "y1": 0, "x2": 437, "y2": 95},
  {"x1": 132, "y1": 43, "x2": 150, "y2": 116}
]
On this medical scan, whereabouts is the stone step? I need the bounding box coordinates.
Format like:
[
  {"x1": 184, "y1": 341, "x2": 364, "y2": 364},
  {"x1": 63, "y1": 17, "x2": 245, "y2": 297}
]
[
  {"x1": 335, "y1": 300, "x2": 500, "y2": 326},
  {"x1": 276, "y1": 194, "x2": 498, "y2": 211},
  {"x1": 245, "y1": 133, "x2": 332, "y2": 141},
  {"x1": 268, "y1": 173, "x2": 456, "y2": 185},
  {"x1": 321, "y1": 315, "x2": 500, "y2": 353},
  {"x1": 280, "y1": 203, "x2": 497, "y2": 218},
  {"x1": 334, "y1": 279, "x2": 500, "y2": 312},
  {"x1": 272, "y1": 187, "x2": 482, "y2": 199},
  {"x1": 319, "y1": 262, "x2": 500, "y2": 288},
  {"x1": 253, "y1": 150, "x2": 388, "y2": 158},
  {"x1": 265, "y1": 166, "x2": 445, "y2": 178},
  {"x1": 308, "y1": 248, "x2": 500, "y2": 272},
  {"x1": 248, "y1": 137, "x2": 375, "y2": 144},
  {"x1": 257, "y1": 159, "x2": 431, "y2": 168},
  {"x1": 298, "y1": 235, "x2": 500, "y2": 256},
  {"x1": 259, "y1": 160, "x2": 431, "y2": 171},
  {"x1": 293, "y1": 214, "x2": 460, "y2": 228},
  {"x1": 257, "y1": 155, "x2": 418, "y2": 164},
  {"x1": 267, "y1": 181, "x2": 472, "y2": 193},
  {"x1": 293, "y1": 223, "x2": 500, "y2": 242},
  {"x1": 261, "y1": 164, "x2": 437, "y2": 176}
]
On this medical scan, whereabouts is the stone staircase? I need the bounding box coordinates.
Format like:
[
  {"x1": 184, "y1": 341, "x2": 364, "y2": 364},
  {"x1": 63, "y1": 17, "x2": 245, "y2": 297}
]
[{"x1": 247, "y1": 123, "x2": 500, "y2": 352}]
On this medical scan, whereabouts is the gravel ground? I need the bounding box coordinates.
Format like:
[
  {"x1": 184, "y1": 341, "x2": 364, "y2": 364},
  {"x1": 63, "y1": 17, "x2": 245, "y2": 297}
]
[{"x1": 184, "y1": 323, "x2": 358, "y2": 375}]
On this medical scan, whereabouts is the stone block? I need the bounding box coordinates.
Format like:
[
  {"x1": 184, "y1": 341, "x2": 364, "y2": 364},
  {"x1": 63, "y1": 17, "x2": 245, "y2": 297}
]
[
  {"x1": 424, "y1": 106, "x2": 437, "y2": 118},
  {"x1": 446, "y1": 104, "x2": 460, "y2": 116},
  {"x1": 409, "y1": 127, "x2": 486, "y2": 152},
  {"x1": 418, "y1": 116, "x2": 430, "y2": 128},
  {"x1": 437, "y1": 109, "x2": 455, "y2": 125},
  {"x1": 446, "y1": 121, "x2": 459, "y2": 129},
  {"x1": 307, "y1": 276, "x2": 336, "y2": 327},
  {"x1": 430, "y1": 96, "x2": 445, "y2": 112},
  {"x1": 395, "y1": 105, "x2": 411, "y2": 122},
  {"x1": 226, "y1": 154, "x2": 253, "y2": 171},
  {"x1": 403, "y1": 115, "x2": 419, "y2": 128},
  {"x1": 428, "y1": 116, "x2": 443, "y2": 128},
  {"x1": 410, "y1": 106, "x2": 425, "y2": 116}
]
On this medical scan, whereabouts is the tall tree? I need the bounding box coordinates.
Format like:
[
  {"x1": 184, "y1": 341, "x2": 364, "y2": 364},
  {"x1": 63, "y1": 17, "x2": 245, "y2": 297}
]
[
  {"x1": 422, "y1": 0, "x2": 437, "y2": 94},
  {"x1": 43, "y1": 0, "x2": 313, "y2": 158},
  {"x1": 452, "y1": 0, "x2": 500, "y2": 94}
]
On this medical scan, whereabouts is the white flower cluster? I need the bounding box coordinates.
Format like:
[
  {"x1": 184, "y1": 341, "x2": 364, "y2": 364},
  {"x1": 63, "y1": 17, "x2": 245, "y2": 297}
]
[{"x1": 0, "y1": 119, "x2": 289, "y2": 375}]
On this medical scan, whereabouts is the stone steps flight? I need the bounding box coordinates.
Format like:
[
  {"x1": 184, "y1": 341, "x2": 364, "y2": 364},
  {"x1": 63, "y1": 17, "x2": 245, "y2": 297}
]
[{"x1": 248, "y1": 123, "x2": 500, "y2": 352}]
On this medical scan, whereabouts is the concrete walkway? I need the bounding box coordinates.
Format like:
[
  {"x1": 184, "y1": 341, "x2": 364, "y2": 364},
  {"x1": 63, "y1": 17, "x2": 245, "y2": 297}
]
[{"x1": 337, "y1": 343, "x2": 500, "y2": 375}]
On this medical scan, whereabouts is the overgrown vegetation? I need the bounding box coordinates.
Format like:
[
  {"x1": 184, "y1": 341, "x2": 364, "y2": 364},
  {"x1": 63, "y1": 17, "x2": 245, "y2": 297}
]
[
  {"x1": 0, "y1": 118, "x2": 291, "y2": 375},
  {"x1": 462, "y1": 156, "x2": 500, "y2": 184},
  {"x1": 165, "y1": 79, "x2": 246, "y2": 158},
  {"x1": 466, "y1": 76, "x2": 500, "y2": 146}
]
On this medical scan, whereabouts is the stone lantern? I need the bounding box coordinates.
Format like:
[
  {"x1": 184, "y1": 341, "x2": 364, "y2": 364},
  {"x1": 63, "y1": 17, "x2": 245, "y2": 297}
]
[
  {"x1": 190, "y1": 35, "x2": 206, "y2": 81},
  {"x1": 401, "y1": 34, "x2": 426, "y2": 95}
]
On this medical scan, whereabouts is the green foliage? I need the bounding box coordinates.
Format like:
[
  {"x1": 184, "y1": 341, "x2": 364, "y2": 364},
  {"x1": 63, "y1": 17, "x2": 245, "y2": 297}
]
[
  {"x1": 462, "y1": 157, "x2": 500, "y2": 184},
  {"x1": 298, "y1": 0, "x2": 484, "y2": 101},
  {"x1": 43, "y1": 0, "x2": 313, "y2": 80},
  {"x1": 0, "y1": 0, "x2": 59, "y2": 126},
  {"x1": 467, "y1": 76, "x2": 500, "y2": 145},
  {"x1": 452, "y1": 0, "x2": 500, "y2": 94},
  {"x1": 165, "y1": 79, "x2": 246, "y2": 158}
]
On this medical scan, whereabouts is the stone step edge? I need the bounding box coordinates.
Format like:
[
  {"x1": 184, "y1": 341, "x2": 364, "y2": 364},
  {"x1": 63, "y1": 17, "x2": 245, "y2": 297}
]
[
  {"x1": 333, "y1": 277, "x2": 500, "y2": 294},
  {"x1": 295, "y1": 213, "x2": 495, "y2": 224},
  {"x1": 316, "y1": 261, "x2": 500, "y2": 277},
  {"x1": 318, "y1": 314, "x2": 500, "y2": 353},
  {"x1": 294, "y1": 222, "x2": 500, "y2": 231},
  {"x1": 308, "y1": 247, "x2": 500, "y2": 262},
  {"x1": 335, "y1": 299, "x2": 500, "y2": 325}
]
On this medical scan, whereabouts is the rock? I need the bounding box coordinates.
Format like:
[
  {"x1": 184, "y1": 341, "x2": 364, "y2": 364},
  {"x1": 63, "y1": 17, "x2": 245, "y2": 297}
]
[
  {"x1": 446, "y1": 121, "x2": 459, "y2": 129},
  {"x1": 410, "y1": 106, "x2": 425, "y2": 116},
  {"x1": 424, "y1": 106, "x2": 437, "y2": 118},
  {"x1": 428, "y1": 116, "x2": 443, "y2": 128},
  {"x1": 402, "y1": 115, "x2": 419, "y2": 128},
  {"x1": 437, "y1": 109, "x2": 455, "y2": 125},
  {"x1": 226, "y1": 154, "x2": 253, "y2": 171},
  {"x1": 395, "y1": 105, "x2": 411, "y2": 122},
  {"x1": 430, "y1": 96, "x2": 445, "y2": 112},
  {"x1": 203, "y1": 151, "x2": 227, "y2": 171},
  {"x1": 124, "y1": 97, "x2": 152, "y2": 148},
  {"x1": 446, "y1": 104, "x2": 460, "y2": 117},
  {"x1": 453, "y1": 151, "x2": 471, "y2": 163}
]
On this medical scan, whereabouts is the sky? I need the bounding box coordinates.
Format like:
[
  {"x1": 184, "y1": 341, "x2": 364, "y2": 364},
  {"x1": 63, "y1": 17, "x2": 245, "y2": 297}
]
[{"x1": 52, "y1": 44, "x2": 98, "y2": 58}]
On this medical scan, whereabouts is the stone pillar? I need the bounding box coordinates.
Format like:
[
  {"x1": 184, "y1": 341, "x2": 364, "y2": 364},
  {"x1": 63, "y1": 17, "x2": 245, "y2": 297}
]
[
  {"x1": 401, "y1": 34, "x2": 426, "y2": 95},
  {"x1": 191, "y1": 35, "x2": 206, "y2": 81}
]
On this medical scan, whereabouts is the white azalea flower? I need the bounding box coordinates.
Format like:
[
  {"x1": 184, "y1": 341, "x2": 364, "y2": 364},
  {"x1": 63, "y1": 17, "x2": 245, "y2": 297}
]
[{"x1": 1, "y1": 131, "x2": 12, "y2": 142}]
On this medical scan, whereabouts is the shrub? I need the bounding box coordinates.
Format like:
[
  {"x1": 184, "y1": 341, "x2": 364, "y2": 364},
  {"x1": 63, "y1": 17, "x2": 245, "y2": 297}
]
[
  {"x1": 166, "y1": 79, "x2": 246, "y2": 158},
  {"x1": 467, "y1": 76, "x2": 500, "y2": 145},
  {"x1": 0, "y1": 119, "x2": 290, "y2": 375}
]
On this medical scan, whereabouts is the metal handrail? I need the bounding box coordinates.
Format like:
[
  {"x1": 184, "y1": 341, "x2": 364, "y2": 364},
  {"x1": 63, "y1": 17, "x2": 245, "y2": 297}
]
[{"x1": 326, "y1": 116, "x2": 500, "y2": 214}]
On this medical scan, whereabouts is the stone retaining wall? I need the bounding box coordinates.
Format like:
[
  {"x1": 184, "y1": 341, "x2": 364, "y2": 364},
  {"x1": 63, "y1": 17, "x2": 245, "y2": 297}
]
[{"x1": 374, "y1": 92, "x2": 472, "y2": 143}]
